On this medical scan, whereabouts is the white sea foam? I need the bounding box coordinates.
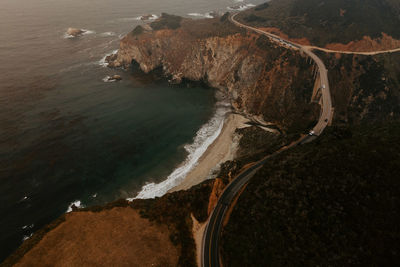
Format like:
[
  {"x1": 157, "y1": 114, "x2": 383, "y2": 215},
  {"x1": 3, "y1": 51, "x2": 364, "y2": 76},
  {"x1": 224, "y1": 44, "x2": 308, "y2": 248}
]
[
  {"x1": 63, "y1": 29, "x2": 95, "y2": 39},
  {"x1": 147, "y1": 14, "x2": 159, "y2": 20},
  {"x1": 188, "y1": 13, "x2": 205, "y2": 17},
  {"x1": 227, "y1": 3, "x2": 255, "y2": 11},
  {"x1": 100, "y1": 31, "x2": 116, "y2": 37},
  {"x1": 188, "y1": 12, "x2": 214, "y2": 18},
  {"x1": 99, "y1": 49, "x2": 118, "y2": 67},
  {"x1": 66, "y1": 200, "x2": 83, "y2": 213},
  {"x1": 129, "y1": 101, "x2": 231, "y2": 200},
  {"x1": 119, "y1": 14, "x2": 158, "y2": 22},
  {"x1": 21, "y1": 224, "x2": 34, "y2": 230},
  {"x1": 22, "y1": 233, "x2": 33, "y2": 242},
  {"x1": 82, "y1": 29, "x2": 96, "y2": 35},
  {"x1": 118, "y1": 32, "x2": 128, "y2": 39},
  {"x1": 63, "y1": 33, "x2": 75, "y2": 39},
  {"x1": 102, "y1": 76, "x2": 116, "y2": 82},
  {"x1": 118, "y1": 17, "x2": 141, "y2": 22}
]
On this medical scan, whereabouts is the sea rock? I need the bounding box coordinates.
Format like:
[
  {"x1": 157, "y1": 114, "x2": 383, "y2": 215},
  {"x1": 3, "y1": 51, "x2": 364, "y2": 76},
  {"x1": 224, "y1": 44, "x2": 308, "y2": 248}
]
[
  {"x1": 108, "y1": 75, "x2": 122, "y2": 81},
  {"x1": 105, "y1": 53, "x2": 118, "y2": 63},
  {"x1": 109, "y1": 19, "x2": 319, "y2": 131},
  {"x1": 67, "y1": 27, "x2": 85, "y2": 37},
  {"x1": 141, "y1": 14, "x2": 154, "y2": 21}
]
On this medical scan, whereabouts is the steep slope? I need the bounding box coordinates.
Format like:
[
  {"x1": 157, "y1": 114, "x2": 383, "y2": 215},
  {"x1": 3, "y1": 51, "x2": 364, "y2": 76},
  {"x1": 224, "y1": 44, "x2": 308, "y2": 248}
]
[
  {"x1": 222, "y1": 123, "x2": 400, "y2": 266},
  {"x1": 109, "y1": 14, "x2": 319, "y2": 133},
  {"x1": 237, "y1": 0, "x2": 400, "y2": 49},
  {"x1": 2, "y1": 181, "x2": 216, "y2": 267},
  {"x1": 318, "y1": 51, "x2": 400, "y2": 124},
  {"x1": 5, "y1": 13, "x2": 400, "y2": 267}
]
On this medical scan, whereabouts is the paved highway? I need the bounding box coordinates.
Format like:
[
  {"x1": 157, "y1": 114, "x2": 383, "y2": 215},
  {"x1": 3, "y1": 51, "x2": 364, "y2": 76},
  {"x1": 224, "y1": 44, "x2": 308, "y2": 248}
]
[
  {"x1": 230, "y1": 13, "x2": 333, "y2": 135},
  {"x1": 202, "y1": 13, "x2": 333, "y2": 267}
]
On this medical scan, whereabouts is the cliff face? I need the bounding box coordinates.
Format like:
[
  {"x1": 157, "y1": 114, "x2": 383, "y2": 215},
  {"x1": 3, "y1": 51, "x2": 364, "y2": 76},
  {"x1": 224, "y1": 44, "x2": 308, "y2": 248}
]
[{"x1": 109, "y1": 17, "x2": 319, "y2": 133}]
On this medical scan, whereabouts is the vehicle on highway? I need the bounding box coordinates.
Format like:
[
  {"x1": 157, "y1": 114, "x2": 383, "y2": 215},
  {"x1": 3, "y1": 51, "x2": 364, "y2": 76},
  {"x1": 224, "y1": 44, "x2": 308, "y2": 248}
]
[
  {"x1": 322, "y1": 84, "x2": 326, "y2": 89},
  {"x1": 325, "y1": 118, "x2": 328, "y2": 122}
]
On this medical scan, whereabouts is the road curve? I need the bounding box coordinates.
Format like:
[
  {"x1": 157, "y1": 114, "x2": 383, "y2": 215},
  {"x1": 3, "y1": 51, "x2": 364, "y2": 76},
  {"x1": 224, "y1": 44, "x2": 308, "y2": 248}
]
[
  {"x1": 230, "y1": 13, "x2": 333, "y2": 136},
  {"x1": 304, "y1": 45, "x2": 400, "y2": 56},
  {"x1": 201, "y1": 13, "x2": 333, "y2": 267}
]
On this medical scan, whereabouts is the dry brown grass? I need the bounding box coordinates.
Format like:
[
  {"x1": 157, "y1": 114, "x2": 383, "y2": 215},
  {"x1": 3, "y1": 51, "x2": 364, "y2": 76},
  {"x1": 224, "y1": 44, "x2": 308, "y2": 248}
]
[{"x1": 14, "y1": 207, "x2": 179, "y2": 267}]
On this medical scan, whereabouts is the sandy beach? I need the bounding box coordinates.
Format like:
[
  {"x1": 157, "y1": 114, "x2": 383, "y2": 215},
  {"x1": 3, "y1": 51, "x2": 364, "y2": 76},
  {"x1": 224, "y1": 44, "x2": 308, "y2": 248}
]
[{"x1": 170, "y1": 113, "x2": 249, "y2": 192}]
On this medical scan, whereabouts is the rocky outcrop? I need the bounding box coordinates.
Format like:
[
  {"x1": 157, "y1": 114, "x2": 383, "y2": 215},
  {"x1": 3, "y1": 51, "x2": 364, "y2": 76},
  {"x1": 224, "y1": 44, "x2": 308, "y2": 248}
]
[
  {"x1": 108, "y1": 74, "x2": 122, "y2": 81},
  {"x1": 66, "y1": 28, "x2": 85, "y2": 37},
  {"x1": 108, "y1": 17, "x2": 319, "y2": 133}
]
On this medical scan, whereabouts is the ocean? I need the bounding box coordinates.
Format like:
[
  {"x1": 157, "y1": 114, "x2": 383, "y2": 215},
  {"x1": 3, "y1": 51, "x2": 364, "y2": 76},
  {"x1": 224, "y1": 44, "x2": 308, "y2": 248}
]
[{"x1": 0, "y1": 0, "x2": 263, "y2": 261}]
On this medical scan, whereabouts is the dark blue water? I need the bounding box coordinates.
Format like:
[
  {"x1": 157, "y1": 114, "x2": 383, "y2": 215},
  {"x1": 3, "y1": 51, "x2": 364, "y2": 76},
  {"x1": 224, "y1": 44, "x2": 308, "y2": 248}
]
[
  {"x1": 0, "y1": 0, "x2": 264, "y2": 261},
  {"x1": 0, "y1": 68, "x2": 215, "y2": 258}
]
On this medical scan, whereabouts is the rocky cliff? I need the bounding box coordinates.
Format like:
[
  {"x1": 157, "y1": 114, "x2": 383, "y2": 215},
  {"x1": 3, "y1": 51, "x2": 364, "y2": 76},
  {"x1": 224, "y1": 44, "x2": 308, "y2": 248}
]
[
  {"x1": 108, "y1": 14, "x2": 319, "y2": 133},
  {"x1": 5, "y1": 13, "x2": 400, "y2": 267}
]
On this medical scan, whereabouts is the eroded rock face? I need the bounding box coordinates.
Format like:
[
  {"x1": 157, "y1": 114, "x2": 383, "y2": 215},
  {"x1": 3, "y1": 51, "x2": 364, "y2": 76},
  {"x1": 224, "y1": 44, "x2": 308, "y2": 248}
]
[
  {"x1": 66, "y1": 27, "x2": 85, "y2": 37},
  {"x1": 108, "y1": 20, "x2": 318, "y2": 132}
]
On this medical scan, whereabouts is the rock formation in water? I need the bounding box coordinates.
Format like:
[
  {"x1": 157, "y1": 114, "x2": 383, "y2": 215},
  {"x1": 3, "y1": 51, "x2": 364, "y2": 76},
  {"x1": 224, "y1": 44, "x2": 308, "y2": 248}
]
[
  {"x1": 66, "y1": 27, "x2": 85, "y2": 37},
  {"x1": 6, "y1": 13, "x2": 400, "y2": 267},
  {"x1": 108, "y1": 14, "x2": 319, "y2": 133}
]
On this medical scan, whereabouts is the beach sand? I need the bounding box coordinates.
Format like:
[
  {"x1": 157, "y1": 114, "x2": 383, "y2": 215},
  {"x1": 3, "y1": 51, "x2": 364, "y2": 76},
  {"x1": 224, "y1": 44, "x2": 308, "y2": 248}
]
[{"x1": 170, "y1": 113, "x2": 249, "y2": 192}]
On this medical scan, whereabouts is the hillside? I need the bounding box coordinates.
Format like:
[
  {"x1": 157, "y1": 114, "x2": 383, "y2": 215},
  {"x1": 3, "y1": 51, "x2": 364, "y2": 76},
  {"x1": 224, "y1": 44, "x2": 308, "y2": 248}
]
[
  {"x1": 109, "y1": 13, "x2": 319, "y2": 133},
  {"x1": 222, "y1": 123, "x2": 400, "y2": 266},
  {"x1": 236, "y1": 0, "x2": 400, "y2": 48},
  {"x1": 4, "y1": 12, "x2": 400, "y2": 267},
  {"x1": 1, "y1": 181, "x2": 215, "y2": 267},
  {"x1": 319, "y1": 51, "x2": 400, "y2": 124}
]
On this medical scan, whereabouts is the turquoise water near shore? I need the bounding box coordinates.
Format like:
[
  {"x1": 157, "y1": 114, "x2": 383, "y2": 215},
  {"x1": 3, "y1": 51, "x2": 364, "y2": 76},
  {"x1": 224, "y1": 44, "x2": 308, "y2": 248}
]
[{"x1": 0, "y1": 0, "x2": 264, "y2": 261}]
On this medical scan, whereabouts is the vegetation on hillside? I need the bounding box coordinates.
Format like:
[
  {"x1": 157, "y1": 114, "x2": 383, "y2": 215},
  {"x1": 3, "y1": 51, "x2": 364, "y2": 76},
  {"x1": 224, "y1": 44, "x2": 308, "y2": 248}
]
[
  {"x1": 237, "y1": 0, "x2": 400, "y2": 46},
  {"x1": 316, "y1": 51, "x2": 400, "y2": 125},
  {"x1": 222, "y1": 123, "x2": 400, "y2": 266},
  {"x1": 150, "y1": 13, "x2": 183, "y2": 30},
  {"x1": 2, "y1": 181, "x2": 213, "y2": 267},
  {"x1": 131, "y1": 181, "x2": 213, "y2": 266},
  {"x1": 179, "y1": 13, "x2": 246, "y2": 39}
]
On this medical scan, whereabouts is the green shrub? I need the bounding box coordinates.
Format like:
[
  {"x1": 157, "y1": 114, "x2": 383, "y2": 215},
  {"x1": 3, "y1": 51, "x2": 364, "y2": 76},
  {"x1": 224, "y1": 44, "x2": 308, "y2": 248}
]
[
  {"x1": 255, "y1": 2, "x2": 269, "y2": 11},
  {"x1": 130, "y1": 25, "x2": 144, "y2": 36},
  {"x1": 150, "y1": 13, "x2": 182, "y2": 30}
]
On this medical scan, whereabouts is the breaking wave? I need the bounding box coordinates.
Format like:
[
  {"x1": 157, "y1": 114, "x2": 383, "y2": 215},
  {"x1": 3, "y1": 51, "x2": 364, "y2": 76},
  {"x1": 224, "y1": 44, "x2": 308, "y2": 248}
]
[
  {"x1": 100, "y1": 31, "x2": 116, "y2": 37},
  {"x1": 118, "y1": 14, "x2": 159, "y2": 22},
  {"x1": 188, "y1": 12, "x2": 214, "y2": 19},
  {"x1": 63, "y1": 29, "x2": 95, "y2": 39},
  {"x1": 227, "y1": 3, "x2": 255, "y2": 11},
  {"x1": 130, "y1": 101, "x2": 231, "y2": 200},
  {"x1": 99, "y1": 49, "x2": 118, "y2": 67},
  {"x1": 66, "y1": 200, "x2": 83, "y2": 213},
  {"x1": 102, "y1": 76, "x2": 116, "y2": 82}
]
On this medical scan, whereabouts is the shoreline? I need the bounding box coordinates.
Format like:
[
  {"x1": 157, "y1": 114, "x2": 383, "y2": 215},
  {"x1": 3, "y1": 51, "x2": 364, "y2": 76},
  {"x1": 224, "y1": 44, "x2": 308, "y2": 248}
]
[
  {"x1": 131, "y1": 99, "x2": 231, "y2": 200},
  {"x1": 170, "y1": 113, "x2": 249, "y2": 192}
]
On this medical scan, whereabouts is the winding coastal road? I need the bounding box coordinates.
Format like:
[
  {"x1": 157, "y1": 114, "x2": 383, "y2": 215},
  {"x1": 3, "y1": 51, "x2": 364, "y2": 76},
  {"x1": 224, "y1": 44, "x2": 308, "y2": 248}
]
[{"x1": 201, "y1": 13, "x2": 333, "y2": 267}]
